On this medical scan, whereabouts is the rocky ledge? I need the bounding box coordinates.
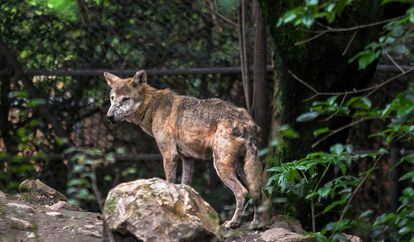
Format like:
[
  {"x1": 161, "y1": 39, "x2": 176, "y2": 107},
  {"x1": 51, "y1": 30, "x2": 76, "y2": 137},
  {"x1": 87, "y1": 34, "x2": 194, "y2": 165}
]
[
  {"x1": 0, "y1": 179, "x2": 362, "y2": 242},
  {"x1": 0, "y1": 180, "x2": 103, "y2": 241}
]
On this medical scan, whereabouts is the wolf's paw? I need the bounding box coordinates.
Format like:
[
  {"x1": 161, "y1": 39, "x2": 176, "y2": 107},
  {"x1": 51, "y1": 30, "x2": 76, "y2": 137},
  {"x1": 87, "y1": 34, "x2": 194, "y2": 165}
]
[
  {"x1": 222, "y1": 219, "x2": 241, "y2": 229},
  {"x1": 248, "y1": 218, "x2": 264, "y2": 230}
]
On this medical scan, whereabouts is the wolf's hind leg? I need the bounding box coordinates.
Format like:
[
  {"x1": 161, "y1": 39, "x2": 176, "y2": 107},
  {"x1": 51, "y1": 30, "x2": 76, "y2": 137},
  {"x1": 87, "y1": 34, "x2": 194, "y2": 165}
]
[
  {"x1": 244, "y1": 139, "x2": 264, "y2": 229},
  {"x1": 181, "y1": 157, "x2": 194, "y2": 185},
  {"x1": 213, "y1": 153, "x2": 248, "y2": 229}
]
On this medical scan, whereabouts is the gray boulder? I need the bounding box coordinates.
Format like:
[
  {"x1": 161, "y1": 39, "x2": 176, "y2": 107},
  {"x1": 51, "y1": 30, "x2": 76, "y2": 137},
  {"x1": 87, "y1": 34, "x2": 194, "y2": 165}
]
[{"x1": 103, "y1": 178, "x2": 221, "y2": 242}]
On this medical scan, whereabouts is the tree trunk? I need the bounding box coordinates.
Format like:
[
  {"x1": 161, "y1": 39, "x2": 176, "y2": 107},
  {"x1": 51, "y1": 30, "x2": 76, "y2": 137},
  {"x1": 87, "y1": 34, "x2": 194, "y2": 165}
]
[
  {"x1": 252, "y1": 0, "x2": 269, "y2": 148},
  {"x1": 252, "y1": 0, "x2": 272, "y2": 224}
]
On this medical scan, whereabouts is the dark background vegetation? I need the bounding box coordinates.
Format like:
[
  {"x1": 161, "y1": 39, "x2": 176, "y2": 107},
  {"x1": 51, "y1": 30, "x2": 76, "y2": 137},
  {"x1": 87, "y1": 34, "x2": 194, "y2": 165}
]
[{"x1": 1, "y1": 0, "x2": 414, "y2": 241}]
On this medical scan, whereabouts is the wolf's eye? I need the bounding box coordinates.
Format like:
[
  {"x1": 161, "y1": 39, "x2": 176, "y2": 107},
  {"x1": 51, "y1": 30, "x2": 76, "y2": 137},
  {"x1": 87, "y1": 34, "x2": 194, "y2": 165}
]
[
  {"x1": 122, "y1": 97, "x2": 130, "y2": 102},
  {"x1": 110, "y1": 96, "x2": 114, "y2": 101}
]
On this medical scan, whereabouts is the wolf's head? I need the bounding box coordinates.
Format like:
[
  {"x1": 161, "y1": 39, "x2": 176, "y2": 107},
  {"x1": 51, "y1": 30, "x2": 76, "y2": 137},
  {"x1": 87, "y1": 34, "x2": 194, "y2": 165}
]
[{"x1": 104, "y1": 70, "x2": 148, "y2": 123}]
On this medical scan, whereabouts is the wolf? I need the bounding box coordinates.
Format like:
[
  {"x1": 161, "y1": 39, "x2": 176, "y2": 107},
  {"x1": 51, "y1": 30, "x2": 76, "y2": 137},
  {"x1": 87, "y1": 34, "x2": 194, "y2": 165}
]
[{"x1": 104, "y1": 70, "x2": 263, "y2": 229}]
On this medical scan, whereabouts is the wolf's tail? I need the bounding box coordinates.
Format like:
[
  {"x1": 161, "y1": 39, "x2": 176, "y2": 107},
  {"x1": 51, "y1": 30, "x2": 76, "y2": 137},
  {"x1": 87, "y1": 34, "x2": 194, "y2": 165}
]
[{"x1": 243, "y1": 126, "x2": 263, "y2": 206}]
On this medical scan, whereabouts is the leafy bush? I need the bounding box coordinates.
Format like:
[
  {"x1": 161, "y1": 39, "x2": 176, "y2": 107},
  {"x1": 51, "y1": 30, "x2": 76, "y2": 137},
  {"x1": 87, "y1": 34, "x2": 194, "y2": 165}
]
[
  {"x1": 265, "y1": 88, "x2": 414, "y2": 240},
  {"x1": 266, "y1": 1, "x2": 414, "y2": 240}
]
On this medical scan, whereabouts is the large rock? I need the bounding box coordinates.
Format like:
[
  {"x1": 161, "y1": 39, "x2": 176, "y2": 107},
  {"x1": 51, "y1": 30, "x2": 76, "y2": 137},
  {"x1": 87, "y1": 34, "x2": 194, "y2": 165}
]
[
  {"x1": 103, "y1": 178, "x2": 221, "y2": 242},
  {"x1": 19, "y1": 179, "x2": 67, "y2": 202}
]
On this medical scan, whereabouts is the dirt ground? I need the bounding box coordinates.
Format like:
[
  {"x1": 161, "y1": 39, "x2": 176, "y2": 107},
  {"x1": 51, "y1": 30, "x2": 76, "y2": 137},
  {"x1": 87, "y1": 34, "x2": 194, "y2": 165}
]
[{"x1": 0, "y1": 191, "x2": 104, "y2": 242}]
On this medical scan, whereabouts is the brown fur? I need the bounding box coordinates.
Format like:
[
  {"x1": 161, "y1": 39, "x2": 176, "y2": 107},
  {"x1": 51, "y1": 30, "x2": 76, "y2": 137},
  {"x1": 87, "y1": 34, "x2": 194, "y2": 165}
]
[{"x1": 104, "y1": 70, "x2": 263, "y2": 229}]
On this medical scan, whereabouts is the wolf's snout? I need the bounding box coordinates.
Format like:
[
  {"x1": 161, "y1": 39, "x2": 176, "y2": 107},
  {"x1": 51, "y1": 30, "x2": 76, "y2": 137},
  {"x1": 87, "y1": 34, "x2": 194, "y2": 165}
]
[{"x1": 106, "y1": 114, "x2": 115, "y2": 123}]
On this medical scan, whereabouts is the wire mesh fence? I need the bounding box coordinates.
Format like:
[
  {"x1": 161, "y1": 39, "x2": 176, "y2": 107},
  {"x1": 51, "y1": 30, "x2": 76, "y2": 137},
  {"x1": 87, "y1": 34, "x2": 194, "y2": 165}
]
[
  {"x1": 0, "y1": 0, "x2": 248, "y2": 152},
  {"x1": 1, "y1": 0, "x2": 243, "y2": 70},
  {"x1": 0, "y1": 0, "x2": 264, "y2": 205}
]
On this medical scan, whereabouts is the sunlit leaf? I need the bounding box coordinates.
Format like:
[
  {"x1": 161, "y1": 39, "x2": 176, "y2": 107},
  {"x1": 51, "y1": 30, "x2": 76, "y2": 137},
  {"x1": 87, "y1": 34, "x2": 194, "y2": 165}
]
[{"x1": 296, "y1": 111, "x2": 319, "y2": 122}]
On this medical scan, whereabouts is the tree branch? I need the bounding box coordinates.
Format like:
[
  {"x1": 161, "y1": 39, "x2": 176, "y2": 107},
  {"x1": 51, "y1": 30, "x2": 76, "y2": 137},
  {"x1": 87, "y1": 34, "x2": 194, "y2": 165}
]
[
  {"x1": 385, "y1": 53, "x2": 404, "y2": 73},
  {"x1": 295, "y1": 16, "x2": 404, "y2": 46},
  {"x1": 312, "y1": 118, "x2": 372, "y2": 148},
  {"x1": 288, "y1": 68, "x2": 414, "y2": 100},
  {"x1": 203, "y1": 2, "x2": 238, "y2": 27},
  {"x1": 342, "y1": 30, "x2": 358, "y2": 56},
  {"x1": 238, "y1": 0, "x2": 251, "y2": 113}
]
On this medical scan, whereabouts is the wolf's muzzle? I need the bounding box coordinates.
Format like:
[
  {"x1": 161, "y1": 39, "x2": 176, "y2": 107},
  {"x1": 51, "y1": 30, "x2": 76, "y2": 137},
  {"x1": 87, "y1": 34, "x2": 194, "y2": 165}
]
[{"x1": 106, "y1": 115, "x2": 115, "y2": 123}]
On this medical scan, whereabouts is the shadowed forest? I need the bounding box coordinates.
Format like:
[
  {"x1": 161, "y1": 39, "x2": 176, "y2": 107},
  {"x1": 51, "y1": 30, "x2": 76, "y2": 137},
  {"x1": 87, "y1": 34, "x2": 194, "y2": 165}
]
[{"x1": 1, "y1": 0, "x2": 414, "y2": 241}]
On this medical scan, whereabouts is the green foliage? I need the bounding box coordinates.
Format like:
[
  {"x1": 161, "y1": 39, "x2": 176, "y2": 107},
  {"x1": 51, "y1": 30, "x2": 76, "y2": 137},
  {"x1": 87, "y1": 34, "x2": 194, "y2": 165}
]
[
  {"x1": 65, "y1": 146, "x2": 138, "y2": 208},
  {"x1": 0, "y1": 92, "x2": 47, "y2": 192},
  {"x1": 217, "y1": 0, "x2": 237, "y2": 16},
  {"x1": 266, "y1": 86, "x2": 414, "y2": 240},
  {"x1": 277, "y1": 0, "x2": 354, "y2": 27},
  {"x1": 371, "y1": 187, "x2": 414, "y2": 241},
  {"x1": 28, "y1": 0, "x2": 79, "y2": 21}
]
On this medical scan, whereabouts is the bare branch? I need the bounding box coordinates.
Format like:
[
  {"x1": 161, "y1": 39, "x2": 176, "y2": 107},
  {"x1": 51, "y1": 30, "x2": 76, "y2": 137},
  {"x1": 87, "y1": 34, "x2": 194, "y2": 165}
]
[
  {"x1": 288, "y1": 70, "x2": 319, "y2": 94},
  {"x1": 316, "y1": 16, "x2": 403, "y2": 33},
  {"x1": 342, "y1": 31, "x2": 358, "y2": 56},
  {"x1": 295, "y1": 16, "x2": 403, "y2": 46},
  {"x1": 312, "y1": 118, "x2": 371, "y2": 148},
  {"x1": 238, "y1": 0, "x2": 251, "y2": 112},
  {"x1": 289, "y1": 67, "x2": 414, "y2": 100},
  {"x1": 366, "y1": 67, "x2": 414, "y2": 96},
  {"x1": 385, "y1": 53, "x2": 404, "y2": 73},
  {"x1": 203, "y1": 2, "x2": 238, "y2": 27},
  {"x1": 294, "y1": 32, "x2": 326, "y2": 46}
]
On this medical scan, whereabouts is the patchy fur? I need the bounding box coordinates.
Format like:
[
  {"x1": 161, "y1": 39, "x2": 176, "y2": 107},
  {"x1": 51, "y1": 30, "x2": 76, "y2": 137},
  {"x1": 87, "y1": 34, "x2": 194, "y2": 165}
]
[{"x1": 104, "y1": 70, "x2": 264, "y2": 229}]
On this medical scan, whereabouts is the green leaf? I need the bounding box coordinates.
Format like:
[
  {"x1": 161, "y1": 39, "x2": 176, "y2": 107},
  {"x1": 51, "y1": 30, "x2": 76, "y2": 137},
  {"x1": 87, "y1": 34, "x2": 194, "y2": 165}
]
[
  {"x1": 279, "y1": 125, "x2": 299, "y2": 138},
  {"x1": 322, "y1": 195, "x2": 349, "y2": 214},
  {"x1": 67, "y1": 178, "x2": 88, "y2": 187},
  {"x1": 330, "y1": 143, "x2": 344, "y2": 155},
  {"x1": 359, "y1": 209, "x2": 373, "y2": 218},
  {"x1": 350, "y1": 97, "x2": 372, "y2": 110},
  {"x1": 326, "y1": 2, "x2": 335, "y2": 12},
  {"x1": 400, "y1": 171, "x2": 414, "y2": 182},
  {"x1": 278, "y1": 10, "x2": 298, "y2": 26},
  {"x1": 398, "y1": 221, "x2": 414, "y2": 235},
  {"x1": 314, "y1": 127, "x2": 330, "y2": 137},
  {"x1": 317, "y1": 187, "x2": 331, "y2": 198},
  {"x1": 327, "y1": 96, "x2": 339, "y2": 105},
  {"x1": 27, "y1": 98, "x2": 47, "y2": 107},
  {"x1": 306, "y1": 0, "x2": 319, "y2": 6},
  {"x1": 297, "y1": 111, "x2": 319, "y2": 122},
  {"x1": 349, "y1": 50, "x2": 380, "y2": 69},
  {"x1": 302, "y1": 13, "x2": 315, "y2": 28},
  {"x1": 357, "y1": 50, "x2": 379, "y2": 69},
  {"x1": 258, "y1": 147, "x2": 271, "y2": 156}
]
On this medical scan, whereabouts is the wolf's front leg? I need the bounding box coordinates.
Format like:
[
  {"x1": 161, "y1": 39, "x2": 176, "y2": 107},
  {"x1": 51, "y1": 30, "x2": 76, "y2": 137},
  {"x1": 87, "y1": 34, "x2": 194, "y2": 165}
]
[
  {"x1": 162, "y1": 155, "x2": 178, "y2": 183},
  {"x1": 157, "y1": 140, "x2": 179, "y2": 183}
]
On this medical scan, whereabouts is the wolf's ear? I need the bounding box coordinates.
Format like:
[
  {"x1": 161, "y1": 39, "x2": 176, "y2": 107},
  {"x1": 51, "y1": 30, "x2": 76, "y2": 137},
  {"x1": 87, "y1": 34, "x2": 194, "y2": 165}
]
[
  {"x1": 104, "y1": 72, "x2": 120, "y2": 87},
  {"x1": 130, "y1": 70, "x2": 147, "y2": 87}
]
